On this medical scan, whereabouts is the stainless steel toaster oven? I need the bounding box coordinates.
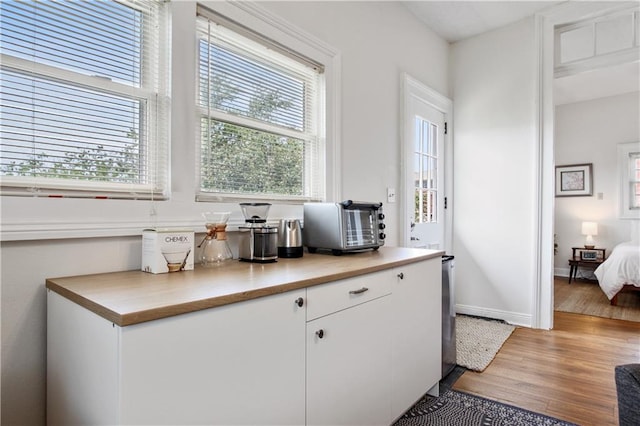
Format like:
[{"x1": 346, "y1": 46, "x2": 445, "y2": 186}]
[{"x1": 303, "y1": 200, "x2": 386, "y2": 255}]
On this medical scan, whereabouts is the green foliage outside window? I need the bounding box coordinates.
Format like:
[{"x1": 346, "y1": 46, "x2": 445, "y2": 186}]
[
  {"x1": 2, "y1": 129, "x2": 140, "y2": 183},
  {"x1": 200, "y1": 78, "x2": 308, "y2": 197},
  {"x1": 201, "y1": 119, "x2": 304, "y2": 196}
]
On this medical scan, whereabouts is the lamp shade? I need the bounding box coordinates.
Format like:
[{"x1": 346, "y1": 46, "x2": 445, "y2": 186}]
[{"x1": 581, "y1": 222, "x2": 598, "y2": 236}]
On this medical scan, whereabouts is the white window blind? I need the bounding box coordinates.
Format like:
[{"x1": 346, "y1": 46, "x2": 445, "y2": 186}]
[
  {"x1": 0, "y1": 0, "x2": 170, "y2": 199},
  {"x1": 196, "y1": 6, "x2": 325, "y2": 202}
]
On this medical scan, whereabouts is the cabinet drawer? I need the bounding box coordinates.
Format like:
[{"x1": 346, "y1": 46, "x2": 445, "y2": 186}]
[{"x1": 306, "y1": 269, "x2": 393, "y2": 321}]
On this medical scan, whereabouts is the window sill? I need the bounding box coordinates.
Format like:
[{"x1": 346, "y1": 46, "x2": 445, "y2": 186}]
[
  {"x1": 0, "y1": 220, "x2": 194, "y2": 242},
  {"x1": 0, "y1": 217, "x2": 301, "y2": 242}
]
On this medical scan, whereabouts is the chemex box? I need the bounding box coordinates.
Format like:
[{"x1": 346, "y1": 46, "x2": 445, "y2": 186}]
[{"x1": 142, "y1": 228, "x2": 194, "y2": 274}]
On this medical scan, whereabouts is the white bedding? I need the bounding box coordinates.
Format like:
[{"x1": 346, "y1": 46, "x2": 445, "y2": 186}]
[{"x1": 594, "y1": 241, "x2": 640, "y2": 300}]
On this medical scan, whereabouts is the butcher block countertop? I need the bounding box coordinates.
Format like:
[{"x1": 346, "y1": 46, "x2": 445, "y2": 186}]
[{"x1": 46, "y1": 246, "x2": 444, "y2": 327}]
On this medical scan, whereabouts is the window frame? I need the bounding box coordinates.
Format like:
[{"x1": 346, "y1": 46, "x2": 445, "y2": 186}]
[
  {"x1": 194, "y1": 6, "x2": 326, "y2": 203},
  {"x1": 0, "y1": 0, "x2": 171, "y2": 200},
  {"x1": 618, "y1": 141, "x2": 640, "y2": 219}
]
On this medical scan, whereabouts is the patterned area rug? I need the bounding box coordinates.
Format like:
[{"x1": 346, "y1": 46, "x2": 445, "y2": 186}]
[
  {"x1": 394, "y1": 389, "x2": 577, "y2": 426},
  {"x1": 456, "y1": 315, "x2": 515, "y2": 372}
]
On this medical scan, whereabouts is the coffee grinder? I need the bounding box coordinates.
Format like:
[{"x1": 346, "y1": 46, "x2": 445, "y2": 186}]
[{"x1": 238, "y1": 202, "x2": 278, "y2": 263}]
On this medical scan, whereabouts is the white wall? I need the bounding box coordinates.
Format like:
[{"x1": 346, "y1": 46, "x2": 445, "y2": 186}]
[
  {"x1": 554, "y1": 91, "x2": 640, "y2": 276},
  {"x1": 0, "y1": 2, "x2": 449, "y2": 424},
  {"x1": 263, "y1": 1, "x2": 450, "y2": 240},
  {"x1": 450, "y1": 17, "x2": 538, "y2": 326},
  {"x1": 1, "y1": 238, "x2": 142, "y2": 425}
]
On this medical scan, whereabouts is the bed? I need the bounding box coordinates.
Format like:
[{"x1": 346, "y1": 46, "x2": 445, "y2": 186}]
[{"x1": 594, "y1": 241, "x2": 640, "y2": 306}]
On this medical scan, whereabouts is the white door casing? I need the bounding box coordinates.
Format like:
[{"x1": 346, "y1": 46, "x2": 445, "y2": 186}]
[
  {"x1": 534, "y1": 1, "x2": 633, "y2": 330},
  {"x1": 401, "y1": 74, "x2": 453, "y2": 251}
]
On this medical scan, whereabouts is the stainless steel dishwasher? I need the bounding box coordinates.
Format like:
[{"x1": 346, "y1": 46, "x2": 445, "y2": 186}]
[{"x1": 442, "y1": 255, "x2": 456, "y2": 378}]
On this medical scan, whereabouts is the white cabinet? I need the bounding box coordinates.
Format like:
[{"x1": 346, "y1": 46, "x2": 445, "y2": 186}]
[
  {"x1": 47, "y1": 289, "x2": 306, "y2": 425},
  {"x1": 306, "y1": 271, "x2": 393, "y2": 426},
  {"x1": 47, "y1": 254, "x2": 442, "y2": 426},
  {"x1": 391, "y1": 258, "x2": 442, "y2": 420}
]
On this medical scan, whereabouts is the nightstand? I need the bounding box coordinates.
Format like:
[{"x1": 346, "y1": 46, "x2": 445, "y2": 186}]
[{"x1": 568, "y1": 247, "x2": 606, "y2": 283}]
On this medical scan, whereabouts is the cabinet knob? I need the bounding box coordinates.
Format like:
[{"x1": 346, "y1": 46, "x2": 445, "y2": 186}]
[
  {"x1": 316, "y1": 329, "x2": 324, "y2": 339},
  {"x1": 397, "y1": 272, "x2": 404, "y2": 279},
  {"x1": 294, "y1": 297, "x2": 304, "y2": 307}
]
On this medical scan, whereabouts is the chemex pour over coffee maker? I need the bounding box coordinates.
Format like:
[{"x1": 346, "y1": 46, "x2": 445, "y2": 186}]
[
  {"x1": 238, "y1": 203, "x2": 278, "y2": 263},
  {"x1": 199, "y1": 212, "x2": 233, "y2": 267}
]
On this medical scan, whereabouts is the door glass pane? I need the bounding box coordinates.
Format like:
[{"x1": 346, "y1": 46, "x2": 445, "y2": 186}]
[
  {"x1": 414, "y1": 117, "x2": 421, "y2": 153},
  {"x1": 430, "y1": 123, "x2": 438, "y2": 156},
  {"x1": 422, "y1": 154, "x2": 430, "y2": 189},
  {"x1": 414, "y1": 116, "x2": 439, "y2": 223},
  {"x1": 418, "y1": 189, "x2": 437, "y2": 223},
  {"x1": 413, "y1": 188, "x2": 421, "y2": 222},
  {"x1": 429, "y1": 157, "x2": 437, "y2": 189},
  {"x1": 428, "y1": 190, "x2": 437, "y2": 222},
  {"x1": 413, "y1": 154, "x2": 420, "y2": 187},
  {"x1": 421, "y1": 120, "x2": 430, "y2": 153}
]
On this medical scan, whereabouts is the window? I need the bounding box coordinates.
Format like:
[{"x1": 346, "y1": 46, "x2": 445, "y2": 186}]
[
  {"x1": 628, "y1": 152, "x2": 640, "y2": 209},
  {"x1": 196, "y1": 6, "x2": 325, "y2": 202},
  {"x1": 0, "y1": 0, "x2": 170, "y2": 199},
  {"x1": 618, "y1": 141, "x2": 640, "y2": 219}
]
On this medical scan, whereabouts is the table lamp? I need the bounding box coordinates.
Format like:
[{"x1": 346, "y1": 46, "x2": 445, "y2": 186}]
[{"x1": 581, "y1": 221, "x2": 598, "y2": 249}]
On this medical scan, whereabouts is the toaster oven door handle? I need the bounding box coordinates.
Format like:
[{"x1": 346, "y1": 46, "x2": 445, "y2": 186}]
[
  {"x1": 349, "y1": 287, "x2": 369, "y2": 295},
  {"x1": 339, "y1": 200, "x2": 383, "y2": 210}
]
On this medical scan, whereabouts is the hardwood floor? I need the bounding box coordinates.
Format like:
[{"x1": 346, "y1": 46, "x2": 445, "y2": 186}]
[
  {"x1": 453, "y1": 311, "x2": 640, "y2": 425},
  {"x1": 554, "y1": 276, "x2": 640, "y2": 321}
]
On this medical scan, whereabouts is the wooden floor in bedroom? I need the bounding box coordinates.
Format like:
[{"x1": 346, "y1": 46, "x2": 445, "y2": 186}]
[
  {"x1": 452, "y1": 311, "x2": 640, "y2": 426},
  {"x1": 554, "y1": 276, "x2": 640, "y2": 321}
]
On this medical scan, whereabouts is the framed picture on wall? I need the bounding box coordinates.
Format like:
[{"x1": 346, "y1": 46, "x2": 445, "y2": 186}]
[{"x1": 555, "y1": 163, "x2": 593, "y2": 197}]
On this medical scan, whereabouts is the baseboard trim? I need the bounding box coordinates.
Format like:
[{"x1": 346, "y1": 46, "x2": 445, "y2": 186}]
[{"x1": 455, "y1": 304, "x2": 532, "y2": 328}]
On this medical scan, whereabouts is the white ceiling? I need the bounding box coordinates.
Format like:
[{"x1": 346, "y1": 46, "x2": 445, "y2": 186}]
[
  {"x1": 402, "y1": 1, "x2": 562, "y2": 43},
  {"x1": 402, "y1": 1, "x2": 640, "y2": 105}
]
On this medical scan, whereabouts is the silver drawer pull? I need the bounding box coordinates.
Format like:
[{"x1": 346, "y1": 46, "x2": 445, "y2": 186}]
[{"x1": 349, "y1": 287, "x2": 369, "y2": 295}]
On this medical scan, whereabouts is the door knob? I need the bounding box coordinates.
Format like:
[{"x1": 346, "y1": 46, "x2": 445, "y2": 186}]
[
  {"x1": 397, "y1": 272, "x2": 404, "y2": 279},
  {"x1": 316, "y1": 329, "x2": 324, "y2": 339},
  {"x1": 295, "y1": 297, "x2": 304, "y2": 307}
]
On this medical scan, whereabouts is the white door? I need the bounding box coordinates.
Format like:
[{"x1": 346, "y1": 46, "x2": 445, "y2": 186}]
[{"x1": 402, "y1": 75, "x2": 449, "y2": 250}]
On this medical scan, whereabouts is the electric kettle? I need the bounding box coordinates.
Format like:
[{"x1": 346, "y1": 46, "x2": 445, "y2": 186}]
[{"x1": 278, "y1": 219, "x2": 303, "y2": 258}]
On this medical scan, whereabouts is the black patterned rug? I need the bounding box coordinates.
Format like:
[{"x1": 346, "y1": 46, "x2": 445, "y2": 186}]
[{"x1": 394, "y1": 389, "x2": 577, "y2": 426}]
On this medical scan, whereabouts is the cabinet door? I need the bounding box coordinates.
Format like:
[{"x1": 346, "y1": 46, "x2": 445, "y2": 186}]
[
  {"x1": 47, "y1": 291, "x2": 120, "y2": 426},
  {"x1": 119, "y1": 290, "x2": 306, "y2": 425},
  {"x1": 307, "y1": 296, "x2": 392, "y2": 426},
  {"x1": 391, "y1": 259, "x2": 442, "y2": 420}
]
